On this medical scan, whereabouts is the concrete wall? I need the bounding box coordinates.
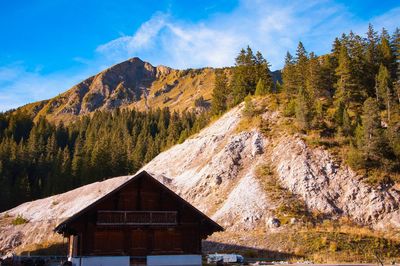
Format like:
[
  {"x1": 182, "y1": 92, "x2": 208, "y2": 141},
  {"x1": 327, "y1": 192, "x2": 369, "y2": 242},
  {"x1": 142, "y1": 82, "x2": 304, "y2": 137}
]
[
  {"x1": 70, "y1": 256, "x2": 129, "y2": 266},
  {"x1": 147, "y1": 255, "x2": 202, "y2": 266},
  {"x1": 69, "y1": 254, "x2": 201, "y2": 266}
]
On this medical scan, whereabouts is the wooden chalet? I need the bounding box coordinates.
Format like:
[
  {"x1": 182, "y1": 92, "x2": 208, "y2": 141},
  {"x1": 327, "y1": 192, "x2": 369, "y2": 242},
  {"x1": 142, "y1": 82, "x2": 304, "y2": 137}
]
[{"x1": 54, "y1": 170, "x2": 223, "y2": 266}]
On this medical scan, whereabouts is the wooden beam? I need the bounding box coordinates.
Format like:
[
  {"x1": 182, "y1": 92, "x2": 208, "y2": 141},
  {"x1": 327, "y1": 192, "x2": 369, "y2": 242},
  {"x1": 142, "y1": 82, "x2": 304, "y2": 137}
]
[{"x1": 137, "y1": 177, "x2": 142, "y2": 210}]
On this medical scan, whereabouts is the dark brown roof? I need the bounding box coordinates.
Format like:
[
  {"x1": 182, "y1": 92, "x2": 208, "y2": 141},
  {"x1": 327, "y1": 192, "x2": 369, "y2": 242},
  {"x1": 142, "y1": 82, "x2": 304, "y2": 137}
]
[{"x1": 54, "y1": 170, "x2": 223, "y2": 234}]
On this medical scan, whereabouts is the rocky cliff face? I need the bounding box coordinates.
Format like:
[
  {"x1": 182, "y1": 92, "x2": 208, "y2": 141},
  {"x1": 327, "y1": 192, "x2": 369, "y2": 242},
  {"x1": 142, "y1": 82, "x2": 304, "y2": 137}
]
[
  {"x1": 271, "y1": 135, "x2": 400, "y2": 229},
  {"x1": 1, "y1": 104, "x2": 399, "y2": 254},
  {"x1": 34, "y1": 58, "x2": 163, "y2": 116}
]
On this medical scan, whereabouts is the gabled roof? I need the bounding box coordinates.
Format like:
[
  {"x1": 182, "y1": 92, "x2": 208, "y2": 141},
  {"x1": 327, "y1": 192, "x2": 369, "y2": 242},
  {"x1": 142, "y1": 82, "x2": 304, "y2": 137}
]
[{"x1": 54, "y1": 170, "x2": 223, "y2": 234}]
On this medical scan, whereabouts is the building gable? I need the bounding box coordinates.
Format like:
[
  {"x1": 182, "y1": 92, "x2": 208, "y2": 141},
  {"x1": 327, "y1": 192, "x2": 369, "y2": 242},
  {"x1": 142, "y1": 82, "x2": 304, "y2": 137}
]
[{"x1": 55, "y1": 171, "x2": 222, "y2": 237}]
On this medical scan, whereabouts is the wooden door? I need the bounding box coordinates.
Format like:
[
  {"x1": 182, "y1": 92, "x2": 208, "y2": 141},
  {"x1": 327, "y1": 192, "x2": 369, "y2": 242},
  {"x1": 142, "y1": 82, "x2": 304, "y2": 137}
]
[
  {"x1": 153, "y1": 229, "x2": 182, "y2": 254},
  {"x1": 93, "y1": 230, "x2": 124, "y2": 255},
  {"x1": 130, "y1": 229, "x2": 148, "y2": 256}
]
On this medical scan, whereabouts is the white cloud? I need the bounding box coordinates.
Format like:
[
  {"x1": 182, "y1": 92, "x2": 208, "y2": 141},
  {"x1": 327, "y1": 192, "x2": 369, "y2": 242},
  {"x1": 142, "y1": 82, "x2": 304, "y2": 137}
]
[
  {"x1": 96, "y1": 0, "x2": 400, "y2": 70},
  {"x1": 370, "y1": 7, "x2": 400, "y2": 32},
  {"x1": 96, "y1": 12, "x2": 169, "y2": 60}
]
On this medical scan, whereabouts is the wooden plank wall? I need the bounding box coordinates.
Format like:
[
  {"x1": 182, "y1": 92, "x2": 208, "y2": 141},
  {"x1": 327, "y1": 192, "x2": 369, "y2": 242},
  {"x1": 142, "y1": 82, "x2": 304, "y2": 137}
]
[{"x1": 70, "y1": 175, "x2": 203, "y2": 256}]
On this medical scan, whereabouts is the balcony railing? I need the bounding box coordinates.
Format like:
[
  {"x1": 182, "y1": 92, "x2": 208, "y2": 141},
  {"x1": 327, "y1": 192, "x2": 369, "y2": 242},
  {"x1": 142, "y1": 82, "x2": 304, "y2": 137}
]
[{"x1": 96, "y1": 211, "x2": 177, "y2": 226}]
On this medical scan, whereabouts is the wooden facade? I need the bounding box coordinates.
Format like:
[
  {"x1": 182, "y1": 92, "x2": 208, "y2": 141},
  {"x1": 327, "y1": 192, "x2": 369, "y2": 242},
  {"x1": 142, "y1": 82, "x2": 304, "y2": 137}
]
[{"x1": 55, "y1": 171, "x2": 223, "y2": 259}]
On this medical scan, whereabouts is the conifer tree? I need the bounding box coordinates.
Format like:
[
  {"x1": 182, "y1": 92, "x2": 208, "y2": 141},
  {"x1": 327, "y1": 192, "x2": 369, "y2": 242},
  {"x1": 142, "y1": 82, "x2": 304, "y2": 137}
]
[
  {"x1": 211, "y1": 70, "x2": 229, "y2": 115},
  {"x1": 391, "y1": 28, "x2": 400, "y2": 112},
  {"x1": 319, "y1": 55, "x2": 337, "y2": 97},
  {"x1": 282, "y1": 52, "x2": 297, "y2": 97},
  {"x1": 306, "y1": 52, "x2": 322, "y2": 98},
  {"x1": 231, "y1": 47, "x2": 256, "y2": 104},
  {"x1": 295, "y1": 87, "x2": 313, "y2": 131},
  {"x1": 375, "y1": 64, "x2": 393, "y2": 121},
  {"x1": 255, "y1": 78, "x2": 268, "y2": 96},
  {"x1": 254, "y1": 51, "x2": 273, "y2": 92},
  {"x1": 335, "y1": 45, "x2": 356, "y2": 104},
  {"x1": 59, "y1": 147, "x2": 71, "y2": 191},
  {"x1": 167, "y1": 111, "x2": 181, "y2": 146},
  {"x1": 365, "y1": 24, "x2": 380, "y2": 97},
  {"x1": 71, "y1": 136, "x2": 84, "y2": 186},
  {"x1": 361, "y1": 98, "x2": 390, "y2": 166},
  {"x1": 334, "y1": 100, "x2": 345, "y2": 127},
  {"x1": 342, "y1": 108, "x2": 352, "y2": 136},
  {"x1": 379, "y1": 28, "x2": 394, "y2": 72},
  {"x1": 331, "y1": 37, "x2": 342, "y2": 66},
  {"x1": 387, "y1": 120, "x2": 400, "y2": 159},
  {"x1": 294, "y1": 42, "x2": 309, "y2": 92},
  {"x1": 347, "y1": 32, "x2": 369, "y2": 99}
]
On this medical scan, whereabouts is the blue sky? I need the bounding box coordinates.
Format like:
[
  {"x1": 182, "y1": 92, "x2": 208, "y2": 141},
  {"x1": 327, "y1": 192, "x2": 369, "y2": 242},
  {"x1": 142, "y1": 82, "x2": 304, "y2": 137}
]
[{"x1": 0, "y1": 0, "x2": 399, "y2": 111}]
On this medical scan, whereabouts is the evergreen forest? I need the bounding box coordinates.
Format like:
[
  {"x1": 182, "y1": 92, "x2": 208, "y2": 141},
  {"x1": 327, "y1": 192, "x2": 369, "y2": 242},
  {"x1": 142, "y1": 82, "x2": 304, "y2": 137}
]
[{"x1": 0, "y1": 108, "x2": 208, "y2": 211}]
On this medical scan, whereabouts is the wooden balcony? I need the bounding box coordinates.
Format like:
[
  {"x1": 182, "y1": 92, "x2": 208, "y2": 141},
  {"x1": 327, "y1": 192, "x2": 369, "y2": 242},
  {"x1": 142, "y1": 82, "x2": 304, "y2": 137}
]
[{"x1": 97, "y1": 211, "x2": 177, "y2": 226}]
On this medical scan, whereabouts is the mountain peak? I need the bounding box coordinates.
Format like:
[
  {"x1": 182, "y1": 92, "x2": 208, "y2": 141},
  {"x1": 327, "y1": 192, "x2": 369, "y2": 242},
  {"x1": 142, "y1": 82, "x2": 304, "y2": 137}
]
[{"x1": 19, "y1": 58, "x2": 216, "y2": 123}]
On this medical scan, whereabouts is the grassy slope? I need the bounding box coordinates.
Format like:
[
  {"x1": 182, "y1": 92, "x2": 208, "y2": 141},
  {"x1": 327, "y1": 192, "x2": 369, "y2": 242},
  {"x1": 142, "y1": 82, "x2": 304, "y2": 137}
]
[
  {"x1": 15, "y1": 67, "x2": 281, "y2": 125},
  {"x1": 129, "y1": 68, "x2": 216, "y2": 112},
  {"x1": 16, "y1": 68, "x2": 218, "y2": 124}
]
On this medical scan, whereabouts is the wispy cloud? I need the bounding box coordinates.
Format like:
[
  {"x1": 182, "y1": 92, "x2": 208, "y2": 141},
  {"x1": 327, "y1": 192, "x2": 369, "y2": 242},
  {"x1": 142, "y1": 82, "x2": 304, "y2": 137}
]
[
  {"x1": 96, "y1": 12, "x2": 169, "y2": 59},
  {"x1": 370, "y1": 7, "x2": 400, "y2": 31},
  {"x1": 96, "y1": 0, "x2": 400, "y2": 70},
  {"x1": 95, "y1": 11, "x2": 245, "y2": 68}
]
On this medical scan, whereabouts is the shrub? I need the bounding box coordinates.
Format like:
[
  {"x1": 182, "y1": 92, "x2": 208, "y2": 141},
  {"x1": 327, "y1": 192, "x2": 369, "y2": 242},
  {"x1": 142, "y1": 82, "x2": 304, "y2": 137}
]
[
  {"x1": 329, "y1": 241, "x2": 338, "y2": 252},
  {"x1": 346, "y1": 146, "x2": 365, "y2": 170},
  {"x1": 283, "y1": 98, "x2": 296, "y2": 117},
  {"x1": 243, "y1": 95, "x2": 257, "y2": 117},
  {"x1": 259, "y1": 119, "x2": 271, "y2": 136},
  {"x1": 235, "y1": 116, "x2": 261, "y2": 133},
  {"x1": 12, "y1": 215, "x2": 29, "y2": 225},
  {"x1": 194, "y1": 96, "x2": 209, "y2": 108}
]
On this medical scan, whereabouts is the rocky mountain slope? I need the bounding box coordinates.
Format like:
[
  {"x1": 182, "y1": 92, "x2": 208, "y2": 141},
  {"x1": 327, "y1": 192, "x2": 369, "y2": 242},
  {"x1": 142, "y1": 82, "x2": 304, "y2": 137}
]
[
  {"x1": 1, "y1": 102, "x2": 400, "y2": 257},
  {"x1": 17, "y1": 57, "x2": 281, "y2": 124},
  {"x1": 19, "y1": 57, "x2": 216, "y2": 123}
]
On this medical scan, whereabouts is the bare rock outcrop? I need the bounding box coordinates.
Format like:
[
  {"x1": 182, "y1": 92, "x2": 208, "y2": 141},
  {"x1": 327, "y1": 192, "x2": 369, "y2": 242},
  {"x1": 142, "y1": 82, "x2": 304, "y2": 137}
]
[
  {"x1": 271, "y1": 135, "x2": 400, "y2": 229},
  {"x1": 142, "y1": 106, "x2": 270, "y2": 226},
  {"x1": 80, "y1": 58, "x2": 157, "y2": 114}
]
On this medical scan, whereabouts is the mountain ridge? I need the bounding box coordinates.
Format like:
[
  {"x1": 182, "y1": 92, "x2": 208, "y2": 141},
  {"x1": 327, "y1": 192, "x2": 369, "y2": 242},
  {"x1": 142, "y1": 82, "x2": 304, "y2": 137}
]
[
  {"x1": 15, "y1": 57, "x2": 281, "y2": 124},
  {"x1": 16, "y1": 57, "x2": 213, "y2": 123}
]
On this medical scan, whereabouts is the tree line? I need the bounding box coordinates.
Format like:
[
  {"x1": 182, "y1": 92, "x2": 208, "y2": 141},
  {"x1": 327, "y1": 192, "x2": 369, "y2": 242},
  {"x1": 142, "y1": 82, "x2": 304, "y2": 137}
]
[
  {"x1": 0, "y1": 108, "x2": 208, "y2": 211},
  {"x1": 211, "y1": 46, "x2": 274, "y2": 115}
]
